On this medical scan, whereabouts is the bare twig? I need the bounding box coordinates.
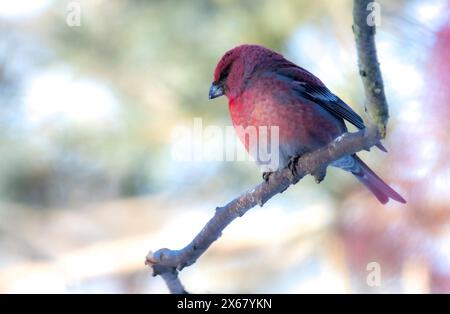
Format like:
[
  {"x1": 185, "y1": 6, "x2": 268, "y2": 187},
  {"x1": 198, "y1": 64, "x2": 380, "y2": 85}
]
[
  {"x1": 353, "y1": 0, "x2": 389, "y2": 137},
  {"x1": 147, "y1": 0, "x2": 388, "y2": 293}
]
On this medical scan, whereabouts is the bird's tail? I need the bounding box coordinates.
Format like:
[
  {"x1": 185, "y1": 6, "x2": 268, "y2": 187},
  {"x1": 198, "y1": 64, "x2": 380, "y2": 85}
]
[{"x1": 352, "y1": 155, "x2": 406, "y2": 204}]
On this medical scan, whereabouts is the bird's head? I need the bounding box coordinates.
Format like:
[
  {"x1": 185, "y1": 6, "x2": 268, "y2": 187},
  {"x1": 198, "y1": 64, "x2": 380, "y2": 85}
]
[{"x1": 209, "y1": 44, "x2": 284, "y2": 101}]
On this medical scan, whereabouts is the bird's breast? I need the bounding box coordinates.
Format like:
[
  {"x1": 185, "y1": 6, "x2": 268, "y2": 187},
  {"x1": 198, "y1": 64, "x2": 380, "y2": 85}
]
[{"x1": 228, "y1": 80, "x2": 343, "y2": 170}]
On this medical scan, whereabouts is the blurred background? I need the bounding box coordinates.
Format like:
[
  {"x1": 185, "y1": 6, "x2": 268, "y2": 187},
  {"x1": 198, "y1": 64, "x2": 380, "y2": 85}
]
[{"x1": 0, "y1": 0, "x2": 449, "y2": 293}]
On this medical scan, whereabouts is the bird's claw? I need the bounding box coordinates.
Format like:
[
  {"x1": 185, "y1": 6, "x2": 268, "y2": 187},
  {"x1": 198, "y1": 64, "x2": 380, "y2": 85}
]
[
  {"x1": 262, "y1": 171, "x2": 273, "y2": 182},
  {"x1": 288, "y1": 155, "x2": 301, "y2": 181}
]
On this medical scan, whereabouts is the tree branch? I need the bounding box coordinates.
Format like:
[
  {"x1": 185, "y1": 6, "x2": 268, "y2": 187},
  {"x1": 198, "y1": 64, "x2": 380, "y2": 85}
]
[
  {"x1": 146, "y1": 128, "x2": 380, "y2": 293},
  {"x1": 353, "y1": 0, "x2": 389, "y2": 137},
  {"x1": 146, "y1": 0, "x2": 389, "y2": 293}
]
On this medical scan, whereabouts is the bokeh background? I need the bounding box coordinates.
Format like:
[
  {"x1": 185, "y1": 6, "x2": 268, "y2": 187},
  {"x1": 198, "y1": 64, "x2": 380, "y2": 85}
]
[{"x1": 0, "y1": 0, "x2": 449, "y2": 293}]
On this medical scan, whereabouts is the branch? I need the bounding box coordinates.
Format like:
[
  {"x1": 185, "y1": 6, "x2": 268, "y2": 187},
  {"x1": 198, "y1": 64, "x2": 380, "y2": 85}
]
[
  {"x1": 159, "y1": 270, "x2": 187, "y2": 294},
  {"x1": 353, "y1": 0, "x2": 389, "y2": 137},
  {"x1": 146, "y1": 0, "x2": 389, "y2": 293},
  {"x1": 146, "y1": 128, "x2": 380, "y2": 293}
]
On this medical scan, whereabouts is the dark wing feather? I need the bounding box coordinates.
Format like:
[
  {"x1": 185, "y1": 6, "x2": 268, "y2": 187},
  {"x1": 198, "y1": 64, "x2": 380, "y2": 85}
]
[
  {"x1": 291, "y1": 82, "x2": 365, "y2": 130},
  {"x1": 275, "y1": 65, "x2": 387, "y2": 152},
  {"x1": 276, "y1": 66, "x2": 365, "y2": 129}
]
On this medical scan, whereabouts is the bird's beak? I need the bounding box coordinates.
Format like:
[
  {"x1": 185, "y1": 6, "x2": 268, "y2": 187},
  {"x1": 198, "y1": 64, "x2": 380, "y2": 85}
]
[{"x1": 208, "y1": 82, "x2": 224, "y2": 100}]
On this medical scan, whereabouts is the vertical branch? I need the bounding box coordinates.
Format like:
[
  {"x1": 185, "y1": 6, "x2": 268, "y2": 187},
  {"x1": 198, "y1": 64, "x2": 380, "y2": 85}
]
[{"x1": 353, "y1": 0, "x2": 389, "y2": 137}]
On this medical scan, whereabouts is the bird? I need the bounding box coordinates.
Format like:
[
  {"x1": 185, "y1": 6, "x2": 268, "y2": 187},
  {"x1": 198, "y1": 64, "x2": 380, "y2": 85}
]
[{"x1": 208, "y1": 44, "x2": 406, "y2": 204}]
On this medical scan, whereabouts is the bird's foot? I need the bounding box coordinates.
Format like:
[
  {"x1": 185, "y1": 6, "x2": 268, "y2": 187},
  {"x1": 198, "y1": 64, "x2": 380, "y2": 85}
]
[
  {"x1": 288, "y1": 155, "x2": 301, "y2": 182},
  {"x1": 262, "y1": 171, "x2": 273, "y2": 182}
]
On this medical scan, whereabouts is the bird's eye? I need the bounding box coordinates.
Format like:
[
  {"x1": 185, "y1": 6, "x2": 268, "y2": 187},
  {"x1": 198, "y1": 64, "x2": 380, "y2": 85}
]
[{"x1": 219, "y1": 64, "x2": 232, "y2": 82}]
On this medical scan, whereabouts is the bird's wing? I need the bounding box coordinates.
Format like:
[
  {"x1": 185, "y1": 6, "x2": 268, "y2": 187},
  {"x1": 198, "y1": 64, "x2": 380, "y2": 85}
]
[
  {"x1": 275, "y1": 65, "x2": 387, "y2": 152},
  {"x1": 292, "y1": 82, "x2": 366, "y2": 129},
  {"x1": 276, "y1": 66, "x2": 365, "y2": 130}
]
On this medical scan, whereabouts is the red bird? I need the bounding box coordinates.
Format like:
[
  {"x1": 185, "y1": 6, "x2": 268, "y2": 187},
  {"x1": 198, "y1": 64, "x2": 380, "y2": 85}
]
[{"x1": 209, "y1": 44, "x2": 406, "y2": 204}]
